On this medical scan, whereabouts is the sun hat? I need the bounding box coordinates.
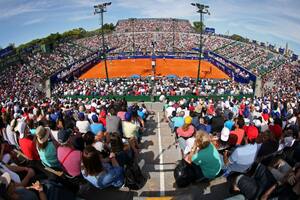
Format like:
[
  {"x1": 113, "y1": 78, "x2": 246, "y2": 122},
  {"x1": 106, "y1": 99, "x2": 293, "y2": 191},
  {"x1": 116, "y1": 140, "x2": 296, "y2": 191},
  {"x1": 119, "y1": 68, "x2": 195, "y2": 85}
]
[{"x1": 36, "y1": 126, "x2": 50, "y2": 144}]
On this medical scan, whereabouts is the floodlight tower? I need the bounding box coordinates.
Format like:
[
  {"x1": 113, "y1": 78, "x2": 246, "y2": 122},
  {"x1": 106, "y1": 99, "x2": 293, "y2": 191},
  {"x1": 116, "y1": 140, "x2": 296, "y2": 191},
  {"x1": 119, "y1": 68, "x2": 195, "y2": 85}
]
[
  {"x1": 130, "y1": 18, "x2": 136, "y2": 54},
  {"x1": 191, "y1": 2, "x2": 210, "y2": 87},
  {"x1": 94, "y1": 2, "x2": 111, "y2": 84},
  {"x1": 172, "y1": 18, "x2": 176, "y2": 53}
]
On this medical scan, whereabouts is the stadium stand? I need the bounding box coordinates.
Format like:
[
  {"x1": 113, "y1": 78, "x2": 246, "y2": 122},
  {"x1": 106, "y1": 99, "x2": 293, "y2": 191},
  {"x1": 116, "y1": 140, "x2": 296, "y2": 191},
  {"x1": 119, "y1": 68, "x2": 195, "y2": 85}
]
[{"x1": 0, "y1": 18, "x2": 299, "y2": 200}]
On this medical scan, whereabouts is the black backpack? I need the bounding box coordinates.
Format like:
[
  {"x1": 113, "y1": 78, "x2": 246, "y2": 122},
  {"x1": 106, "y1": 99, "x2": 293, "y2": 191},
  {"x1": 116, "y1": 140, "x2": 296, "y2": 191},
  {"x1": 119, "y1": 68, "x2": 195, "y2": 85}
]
[
  {"x1": 174, "y1": 159, "x2": 196, "y2": 188},
  {"x1": 124, "y1": 162, "x2": 146, "y2": 190}
]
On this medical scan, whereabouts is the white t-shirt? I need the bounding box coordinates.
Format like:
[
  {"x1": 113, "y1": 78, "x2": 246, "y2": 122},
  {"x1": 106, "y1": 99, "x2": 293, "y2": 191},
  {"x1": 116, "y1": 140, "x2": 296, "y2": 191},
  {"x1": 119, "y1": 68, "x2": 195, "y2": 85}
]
[
  {"x1": 166, "y1": 106, "x2": 175, "y2": 118},
  {"x1": 5, "y1": 125, "x2": 18, "y2": 147}
]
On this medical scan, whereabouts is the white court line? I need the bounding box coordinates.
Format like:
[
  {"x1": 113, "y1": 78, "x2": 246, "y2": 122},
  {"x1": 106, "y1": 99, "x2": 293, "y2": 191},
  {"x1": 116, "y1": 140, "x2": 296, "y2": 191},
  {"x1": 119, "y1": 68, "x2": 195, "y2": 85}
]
[{"x1": 157, "y1": 112, "x2": 165, "y2": 196}]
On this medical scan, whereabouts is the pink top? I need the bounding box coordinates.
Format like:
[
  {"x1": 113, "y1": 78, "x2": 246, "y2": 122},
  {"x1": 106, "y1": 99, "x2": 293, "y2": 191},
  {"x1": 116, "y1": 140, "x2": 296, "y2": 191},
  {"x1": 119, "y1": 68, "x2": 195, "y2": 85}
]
[
  {"x1": 57, "y1": 146, "x2": 82, "y2": 177},
  {"x1": 177, "y1": 125, "x2": 195, "y2": 138},
  {"x1": 117, "y1": 111, "x2": 126, "y2": 121}
]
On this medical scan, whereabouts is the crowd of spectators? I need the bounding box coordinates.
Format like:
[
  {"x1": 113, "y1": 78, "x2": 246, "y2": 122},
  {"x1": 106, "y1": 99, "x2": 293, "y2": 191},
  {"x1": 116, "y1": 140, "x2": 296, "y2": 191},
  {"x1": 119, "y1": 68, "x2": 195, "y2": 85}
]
[
  {"x1": 0, "y1": 17, "x2": 299, "y2": 200},
  {"x1": 115, "y1": 18, "x2": 195, "y2": 33},
  {"x1": 0, "y1": 98, "x2": 152, "y2": 199},
  {"x1": 164, "y1": 95, "x2": 300, "y2": 199},
  {"x1": 216, "y1": 41, "x2": 288, "y2": 76},
  {"x1": 263, "y1": 63, "x2": 300, "y2": 99},
  {"x1": 51, "y1": 77, "x2": 254, "y2": 97},
  {"x1": 0, "y1": 18, "x2": 296, "y2": 103}
]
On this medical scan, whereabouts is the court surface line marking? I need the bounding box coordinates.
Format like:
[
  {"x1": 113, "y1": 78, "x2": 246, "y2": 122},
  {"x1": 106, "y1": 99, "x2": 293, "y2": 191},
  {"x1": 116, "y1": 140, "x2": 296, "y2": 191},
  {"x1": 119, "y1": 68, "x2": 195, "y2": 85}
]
[{"x1": 157, "y1": 112, "x2": 165, "y2": 196}]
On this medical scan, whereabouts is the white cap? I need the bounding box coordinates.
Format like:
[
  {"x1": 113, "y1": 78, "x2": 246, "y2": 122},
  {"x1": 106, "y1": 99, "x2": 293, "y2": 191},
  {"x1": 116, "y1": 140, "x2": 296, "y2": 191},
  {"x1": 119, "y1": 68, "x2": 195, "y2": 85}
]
[
  {"x1": 221, "y1": 127, "x2": 230, "y2": 142},
  {"x1": 253, "y1": 119, "x2": 262, "y2": 128},
  {"x1": 244, "y1": 118, "x2": 250, "y2": 125},
  {"x1": 93, "y1": 142, "x2": 104, "y2": 152}
]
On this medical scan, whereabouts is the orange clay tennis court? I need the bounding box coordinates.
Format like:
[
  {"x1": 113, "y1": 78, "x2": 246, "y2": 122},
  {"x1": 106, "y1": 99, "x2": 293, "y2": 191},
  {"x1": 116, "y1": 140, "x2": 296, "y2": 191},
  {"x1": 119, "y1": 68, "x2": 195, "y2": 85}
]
[{"x1": 80, "y1": 58, "x2": 229, "y2": 79}]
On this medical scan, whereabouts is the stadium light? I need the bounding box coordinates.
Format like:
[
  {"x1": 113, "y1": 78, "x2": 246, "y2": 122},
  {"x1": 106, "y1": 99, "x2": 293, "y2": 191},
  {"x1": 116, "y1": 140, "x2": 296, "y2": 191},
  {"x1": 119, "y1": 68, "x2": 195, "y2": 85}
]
[
  {"x1": 94, "y1": 2, "x2": 112, "y2": 84},
  {"x1": 172, "y1": 18, "x2": 176, "y2": 53},
  {"x1": 129, "y1": 18, "x2": 136, "y2": 54},
  {"x1": 191, "y1": 2, "x2": 210, "y2": 87}
]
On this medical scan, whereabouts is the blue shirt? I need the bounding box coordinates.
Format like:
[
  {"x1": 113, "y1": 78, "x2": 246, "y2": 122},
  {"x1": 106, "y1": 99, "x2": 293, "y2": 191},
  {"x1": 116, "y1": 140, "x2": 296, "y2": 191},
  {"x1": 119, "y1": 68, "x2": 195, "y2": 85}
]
[
  {"x1": 137, "y1": 110, "x2": 145, "y2": 119},
  {"x1": 205, "y1": 124, "x2": 212, "y2": 133},
  {"x1": 82, "y1": 163, "x2": 124, "y2": 189},
  {"x1": 171, "y1": 117, "x2": 184, "y2": 128},
  {"x1": 90, "y1": 123, "x2": 105, "y2": 135},
  {"x1": 227, "y1": 143, "x2": 259, "y2": 173},
  {"x1": 224, "y1": 120, "x2": 235, "y2": 130}
]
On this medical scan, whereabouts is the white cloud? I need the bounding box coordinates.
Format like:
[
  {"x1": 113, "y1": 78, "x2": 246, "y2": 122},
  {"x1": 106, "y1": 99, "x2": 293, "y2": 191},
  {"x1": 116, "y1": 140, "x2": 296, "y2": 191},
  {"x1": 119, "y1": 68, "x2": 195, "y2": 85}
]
[{"x1": 23, "y1": 18, "x2": 44, "y2": 26}]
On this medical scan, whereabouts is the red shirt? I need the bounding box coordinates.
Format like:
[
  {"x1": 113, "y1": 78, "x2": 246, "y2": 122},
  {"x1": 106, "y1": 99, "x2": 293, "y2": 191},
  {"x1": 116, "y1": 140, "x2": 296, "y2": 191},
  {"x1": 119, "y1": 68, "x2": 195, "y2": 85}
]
[
  {"x1": 19, "y1": 137, "x2": 40, "y2": 160},
  {"x1": 99, "y1": 117, "x2": 106, "y2": 127},
  {"x1": 262, "y1": 113, "x2": 269, "y2": 121},
  {"x1": 230, "y1": 129, "x2": 245, "y2": 145}
]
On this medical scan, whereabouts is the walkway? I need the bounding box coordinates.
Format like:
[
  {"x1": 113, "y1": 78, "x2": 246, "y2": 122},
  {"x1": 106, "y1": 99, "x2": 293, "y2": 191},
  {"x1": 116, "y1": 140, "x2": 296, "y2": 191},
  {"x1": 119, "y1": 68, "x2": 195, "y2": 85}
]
[{"x1": 132, "y1": 102, "x2": 231, "y2": 200}]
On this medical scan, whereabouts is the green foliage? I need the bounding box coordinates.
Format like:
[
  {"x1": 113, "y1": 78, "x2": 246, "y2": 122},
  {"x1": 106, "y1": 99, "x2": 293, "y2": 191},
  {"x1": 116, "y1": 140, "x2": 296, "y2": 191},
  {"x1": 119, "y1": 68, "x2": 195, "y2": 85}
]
[
  {"x1": 193, "y1": 21, "x2": 204, "y2": 33},
  {"x1": 15, "y1": 24, "x2": 115, "y2": 53},
  {"x1": 230, "y1": 34, "x2": 249, "y2": 43}
]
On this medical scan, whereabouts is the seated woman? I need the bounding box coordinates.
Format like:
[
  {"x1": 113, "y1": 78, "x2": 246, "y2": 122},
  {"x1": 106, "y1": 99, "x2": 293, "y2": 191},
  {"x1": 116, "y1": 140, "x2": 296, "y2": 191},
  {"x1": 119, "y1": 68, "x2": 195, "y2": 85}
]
[
  {"x1": 81, "y1": 146, "x2": 124, "y2": 189},
  {"x1": 176, "y1": 116, "x2": 196, "y2": 154},
  {"x1": 187, "y1": 130, "x2": 222, "y2": 180},
  {"x1": 57, "y1": 129, "x2": 82, "y2": 177},
  {"x1": 35, "y1": 126, "x2": 61, "y2": 169}
]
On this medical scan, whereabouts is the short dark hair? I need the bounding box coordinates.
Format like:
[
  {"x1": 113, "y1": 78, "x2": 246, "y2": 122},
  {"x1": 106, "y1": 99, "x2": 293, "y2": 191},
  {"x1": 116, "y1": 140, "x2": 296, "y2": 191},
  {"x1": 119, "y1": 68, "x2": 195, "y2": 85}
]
[
  {"x1": 109, "y1": 108, "x2": 117, "y2": 116},
  {"x1": 83, "y1": 131, "x2": 95, "y2": 146},
  {"x1": 237, "y1": 117, "x2": 245, "y2": 128},
  {"x1": 82, "y1": 146, "x2": 103, "y2": 176}
]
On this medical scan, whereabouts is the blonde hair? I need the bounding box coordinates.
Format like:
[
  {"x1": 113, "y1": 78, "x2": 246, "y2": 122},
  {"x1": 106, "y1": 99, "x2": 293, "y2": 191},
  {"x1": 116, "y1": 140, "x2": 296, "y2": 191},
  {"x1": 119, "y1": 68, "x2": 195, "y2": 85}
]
[{"x1": 194, "y1": 130, "x2": 210, "y2": 150}]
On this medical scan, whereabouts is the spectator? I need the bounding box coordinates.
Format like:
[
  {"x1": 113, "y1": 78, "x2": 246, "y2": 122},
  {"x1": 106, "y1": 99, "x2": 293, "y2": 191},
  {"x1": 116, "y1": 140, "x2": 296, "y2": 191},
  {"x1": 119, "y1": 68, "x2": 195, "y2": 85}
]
[
  {"x1": 76, "y1": 112, "x2": 90, "y2": 134},
  {"x1": 90, "y1": 115, "x2": 105, "y2": 135},
  {"x1": 57, "y1": 129, "x2": 82, "y2": 177},
  {"x1": 187, "y1": 131, "x2": 222, "y2": 180},
  {"x1": 81, "y1": 146, "x2": 124, "y2": 189},
  {"x1": 17, "y1": 121, "x2": 40, "y2": 160},
  {"x1": 36, "y1": 126, "x2": 60, "y2": 169}
]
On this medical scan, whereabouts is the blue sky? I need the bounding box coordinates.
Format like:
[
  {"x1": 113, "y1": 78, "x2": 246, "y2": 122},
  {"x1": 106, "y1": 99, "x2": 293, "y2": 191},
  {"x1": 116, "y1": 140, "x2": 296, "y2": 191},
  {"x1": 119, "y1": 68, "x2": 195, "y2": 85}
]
[{"x1": 0, "y1": 0, "x2": 300, "y2": 54}]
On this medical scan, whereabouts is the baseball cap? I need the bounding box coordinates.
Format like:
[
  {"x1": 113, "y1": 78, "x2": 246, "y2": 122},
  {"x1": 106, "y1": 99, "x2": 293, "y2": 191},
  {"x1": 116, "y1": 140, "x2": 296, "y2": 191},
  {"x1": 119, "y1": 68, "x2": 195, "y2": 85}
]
[
  {"x1": 244, "y1": 118, "x2": 250, "y2": 126},
  {"x1": 90, "y1": 106, "x2": 96, "y2": 112},
  {"x1": 221, "y1": 127, "x2": 230, "y2": 142},
  {"x1": 246, "y1": 125, "x2": 259, "y2": 141},
  {"x1": 91, "y1": 115, "x2": 98, "y2": 123},
  {"x1": 184, "y1": 116, "x2": 192, "y2": 125},
  {"x1": 269, "y1": 124, "x2": 282, "y2": 139},
  {"x1": 78, "y1": 112, "x2": 85, "y2": 120},
  {"x1": 57, "y1": 129, "x2": 72, "y2": 144}
]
